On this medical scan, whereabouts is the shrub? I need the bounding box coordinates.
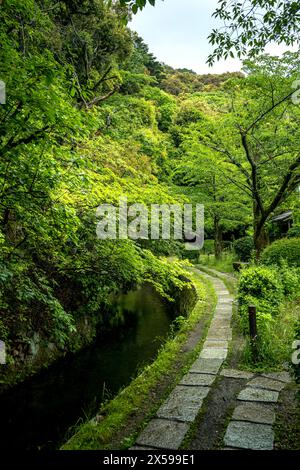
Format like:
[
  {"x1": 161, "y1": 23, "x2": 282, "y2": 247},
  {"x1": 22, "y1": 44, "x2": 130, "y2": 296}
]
[
  {"x1": 202, "y1": 239, "x2": 215, "y2": 255},
  {"x1": 287, "y1": 225, "x2": 300, "y2": 239},
  {"x1": 233, "y1": 236, "x2": 254, "y2": 262},
  {"x1": 222, "y1": 240, "x2": 233, "y2": 252},
  {"x1": 238, "y1": 264, "x2": 300, "y2": 368},
  {"x1": 262, "y1": 238, "x2": 300, "y2": 267},
  {"x1": 277, "y1": 262, "x2": 300, "y2": 298},
  {"x1": 238, "y1": 265, "x2": 284, "y2": 331},
  {"x1": 238, "y1": 265, "x2": 283, "y2": 307}
]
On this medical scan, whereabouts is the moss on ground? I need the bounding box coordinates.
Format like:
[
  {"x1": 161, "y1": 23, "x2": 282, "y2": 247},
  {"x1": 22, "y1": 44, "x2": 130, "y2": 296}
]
[
  {"x1": 198, "y1": 254, "x2": 236, "y2": 275},
  {"x1": 274, "y1": 384, "x2": 300, "y2": 450},
  {"x1": 195, "y1": 264, "x2": 237, "y2": 296}
]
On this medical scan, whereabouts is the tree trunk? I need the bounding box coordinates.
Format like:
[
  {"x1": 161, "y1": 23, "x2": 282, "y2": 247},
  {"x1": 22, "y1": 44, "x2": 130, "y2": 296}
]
[
  {"x1": 253, "y1": 201, "x2": 268, "y2": 259},
  {"x1": 214, "y1": 216, "x2": 222, "y2": 260},
  {"x1": 253, "y1": 227, "x2": 268, "y2": 259}
]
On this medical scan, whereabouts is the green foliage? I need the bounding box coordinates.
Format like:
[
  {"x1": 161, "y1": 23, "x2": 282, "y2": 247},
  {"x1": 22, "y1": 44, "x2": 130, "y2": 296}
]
[
  {"x1": 262, "y1": 238, "x2": 300, "y2": 268},
  {"x1": 141, "y1": 86, "x2": 177, "y2": 131},
  {"x1": 233, "y1": 236, "x2": 254, "y2": 262},
  {"x1": 160, "y1": 68, "x2": 243, "y2": 96},
  {"x1": 279, "y1": 263, "x2": 300, "y2": 298},
  {"x1": 287, "y1": 225, "x2": 300, "y2": 239},
  {"x1": 1, "y1": 0, "x2": 300, "y2": 387},
  {"x1": 0, "y1": 0, "x2": 189, "y2": 368},
  {"x1": 199, "y1": 253, "x2": 236, "y2": 274},
  {"x1": 0, "y1": 255, "x2": 76, "y2": 350},
  {"x1": 238, "y1": 264, "x2": 300, "y2": 368},
  {"x1": 119, "y1": 0, "x2": 156, "y2": 15},
  {"x1": 170, "y1": 316, "x2": 186, "y2": 335},
  {"x1": 198, "y1": 54, "x2": 300, "y2": 257},
  {"x1": 124, "y1": 33, "x2": 164, "y2": 81},
  {"x1": 208, "y1": 0, "x2": 300, "y2": 64},
  {"x1": 239, "y1": 265, "x2": 283, "y2": 304},
  {"x1": 294, "y1": 319, "x2": 300, "y2": 384},
  {"x1": 241, "y1": 302, "x2": 296, "y2": 370},
  {"x1": 202, "y1": 239, "x2": 215, "y2": 255},
  {"x1": 238, "y1": 265, "x2": 284, "y2": 326}
]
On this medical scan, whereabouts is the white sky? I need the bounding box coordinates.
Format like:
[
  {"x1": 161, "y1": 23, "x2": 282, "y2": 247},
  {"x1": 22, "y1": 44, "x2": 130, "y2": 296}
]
[{"x1": 130, "y1": 0, "x2": 297, "y2": 74}]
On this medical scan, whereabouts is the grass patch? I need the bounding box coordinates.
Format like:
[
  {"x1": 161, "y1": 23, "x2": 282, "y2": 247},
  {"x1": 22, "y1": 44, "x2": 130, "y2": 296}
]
[
  {"x1": 61, "y1": 270, "x2": 216, "y2": 450},
  {"x1": 196, "y1": 264, "x2": 237, "y2": 296},
  {"x1": 238, "y1": 298, "x2": 300, "y2": 373},
  {"x1": 199, "y1": 253, "x2": 236, "y2": 274},
  {"x1": 274, "y1": 384, "x2": 300, "y2": 450}
]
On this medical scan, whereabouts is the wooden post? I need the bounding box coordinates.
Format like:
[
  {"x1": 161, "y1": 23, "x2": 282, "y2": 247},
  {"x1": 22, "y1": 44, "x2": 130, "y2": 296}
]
[
  {"x1": 248, "y1": 305, "x2": 258, "y2": 361},
  {"x1": 249, "y1": 305, "x2": 257, "y2": 340}
]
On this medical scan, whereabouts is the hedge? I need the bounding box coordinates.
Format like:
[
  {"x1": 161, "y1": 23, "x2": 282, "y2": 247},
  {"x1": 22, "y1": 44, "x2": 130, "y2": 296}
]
[
  {"x1": 233, "y1": 236, "x2": 254, "y2": 262},
  {"x1": 262, "y1": 238, "x2": 300, "y2": 268}
]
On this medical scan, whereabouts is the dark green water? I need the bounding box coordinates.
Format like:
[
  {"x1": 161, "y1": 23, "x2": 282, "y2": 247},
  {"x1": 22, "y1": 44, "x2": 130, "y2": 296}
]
[{"x1": 0, "y1": 285, "x2": 174, "y2": 450}]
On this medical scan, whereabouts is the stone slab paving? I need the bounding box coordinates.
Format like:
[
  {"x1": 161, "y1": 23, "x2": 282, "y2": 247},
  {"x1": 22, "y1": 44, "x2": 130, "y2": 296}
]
[
  {"x1": 215, "y1": 302, "x2": 232, "y2": 308},
  {"x1": 210, "y1": 318, "x2": 231, "y2": 329},
  {"x1": 222, "y1": 367, "x2": 291, "y2": 450},
  {"x1": 215, "y1": 307, "x2": 233, "y2": 313},
  {"x1": 208, "y1": 327, "x2": 232, "y2": 341},
  {"x1": 197, "y1": 268, "x2": 293, "y2": 452},
  {"x1": 199, "y1": 267, "x2": 236, "y2": 280},
  {"x1": 215, "y1": 310, "x2": 232, "y2": 315},
  {"x1": 214, "y1": 311, "x2": 232, "y2": 319},
  {"x1": 133, "y1": 269, "x2": 293, "y2": 452},
  {"x1": 248, "y1": 376, "x2": 287, "y2": 392},
  {"x1": 203, "y1": 339, "x2": 229, "y2": 349},
  {"x1": 261, "y1": 371, "x2": 292, "y2": 383},
  {"x1": 157, "y1": 385, "x2": 210, "y2": 422},
  {"x1": 232, "y1": 402, "x2": 275, "y2": 425},
  {"x1": 217, "y1": 304, "x2": 233, "y2": 311},
  {"x1": 224, "y1": 421, "x2": 274, "y2": 450},
  {"x1": 214, "y1": 315, "x2": 232, "y2": 321},
  {"x1": 190, "y1": 357, "x2": 224, "y2": 374},
  {"x1": 215, "y1": 314, "x2": 233, "y2": 321},
  {"x1": 133, "y1": 271, "x2": 234, "y2": 450},
  {"x1": 179, "y1": 373, "x2": 216, "y2": 387},
  {"x1": 130, "y1": 446, "x2": 158, "y2": 450},
  {"x1": 200, "y1": 348, "x2": 228, "y2": 360},
  {"x1": 220, "y1": 369, "x2": 254, "y2": 380},
  {"x1": 238, "y1": 387, "x2": 279, "y2": 403},
  {"x1": 136, "y1": 419, "x2": 190, "y2": 450}
]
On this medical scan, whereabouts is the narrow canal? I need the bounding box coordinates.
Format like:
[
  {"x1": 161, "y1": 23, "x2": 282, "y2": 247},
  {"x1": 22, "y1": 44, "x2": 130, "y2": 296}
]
[{"x1": 0, "y1": 284, "x2": 176, "y2": 450}]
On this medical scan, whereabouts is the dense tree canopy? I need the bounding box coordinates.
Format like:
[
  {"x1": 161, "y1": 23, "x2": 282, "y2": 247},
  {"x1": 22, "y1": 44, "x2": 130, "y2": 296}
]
[
  {"x1": 200, "y1": 54, "x2": 300, "y2": 255},
  {"x1": 1, "y1": 0, "x2": 300, "y2": 375}
]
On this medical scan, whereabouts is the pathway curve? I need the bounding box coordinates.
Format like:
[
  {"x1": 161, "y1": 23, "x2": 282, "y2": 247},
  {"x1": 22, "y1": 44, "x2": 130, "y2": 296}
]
[{"x1": 131, "y1": 272, "x2": 233, "y2": 450}]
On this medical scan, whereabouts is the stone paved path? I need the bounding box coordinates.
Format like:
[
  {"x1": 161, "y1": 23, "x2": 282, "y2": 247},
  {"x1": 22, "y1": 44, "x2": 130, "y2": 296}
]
[
  {"x1": 132, "y1": 272, "x2": 234, "y2": 450},
  {"x1": 131, "y1": 269, "x2": 294, "y2": 451},
  {"x1": 223, "y1": 371, "x2": 292, "y2": 450}
]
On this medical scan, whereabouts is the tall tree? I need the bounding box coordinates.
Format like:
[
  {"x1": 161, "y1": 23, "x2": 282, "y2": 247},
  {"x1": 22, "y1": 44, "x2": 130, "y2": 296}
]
[
  {"x1": 170, "y1": 94, "x2": 250, "y2": 258},
  {"x1": 201, "y1": 54, "x2": 300, "y2": 256}
]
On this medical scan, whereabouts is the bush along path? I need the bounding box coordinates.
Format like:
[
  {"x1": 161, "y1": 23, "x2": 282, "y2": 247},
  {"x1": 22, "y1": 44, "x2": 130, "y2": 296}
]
[
  {"x1": 132, "y1": 268, "x2": 297, "y2": 451},
  {"x1": 131, "y1": 272, "x2": 233, "y2": 450}
]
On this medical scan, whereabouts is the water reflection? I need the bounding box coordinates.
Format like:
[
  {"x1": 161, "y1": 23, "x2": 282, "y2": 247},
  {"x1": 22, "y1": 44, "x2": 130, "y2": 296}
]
[{"x1": 0, "y1": 284, "x2": 174, "y2": 450}]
